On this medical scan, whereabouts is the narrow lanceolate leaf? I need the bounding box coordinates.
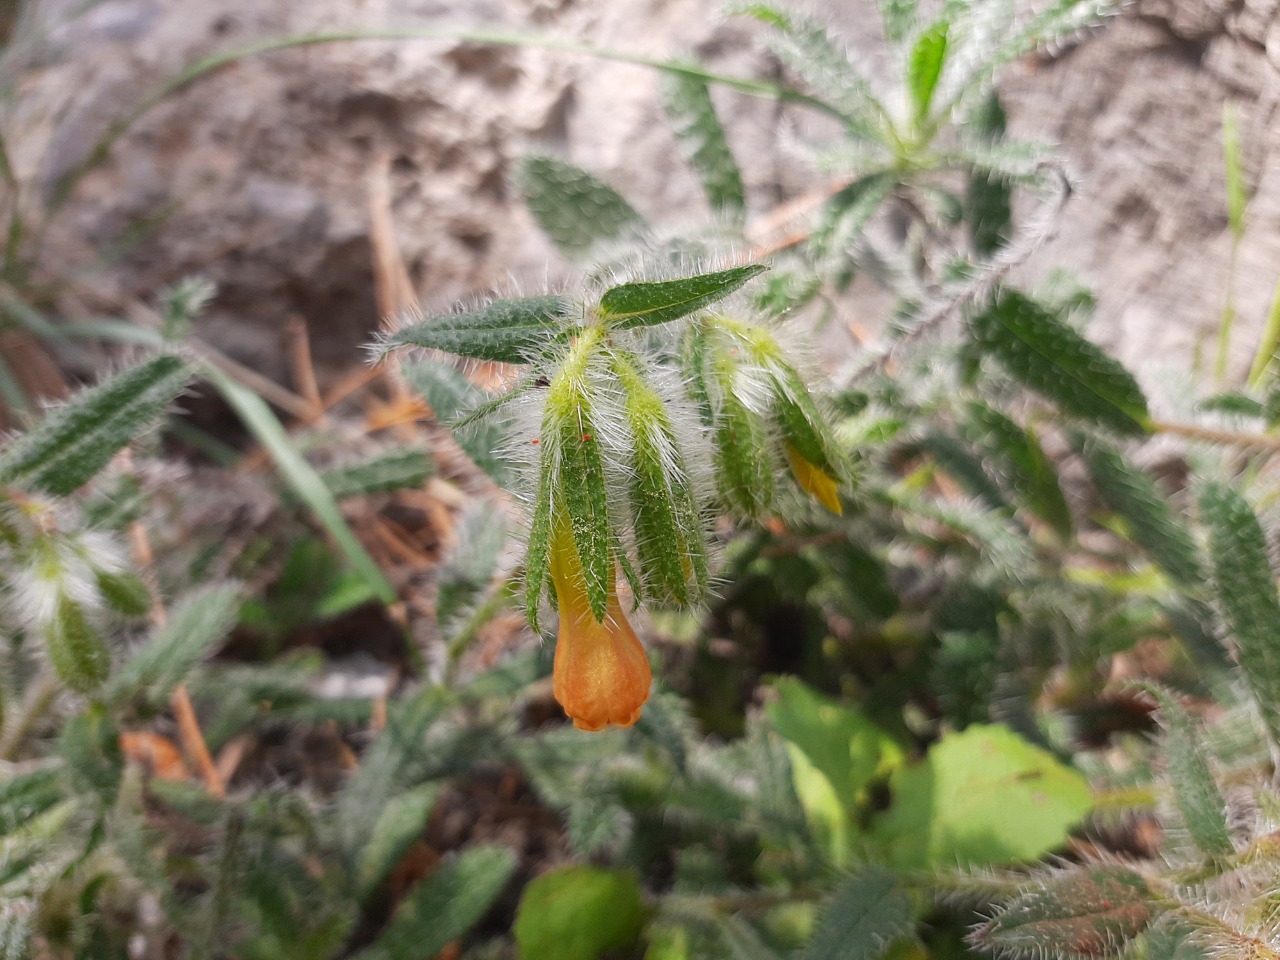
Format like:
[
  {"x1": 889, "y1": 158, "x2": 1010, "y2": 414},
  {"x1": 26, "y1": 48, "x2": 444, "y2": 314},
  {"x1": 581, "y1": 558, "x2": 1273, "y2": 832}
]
[
  {"x1": 663, "y1": 70, "x2": 745, "y2": 218},
  {"x1": 357, "y1": 783, "x2": 440, "y2": 902},
  {"x1": 970, "y1": 866, "x2": 1152, "y2": 959},
  {"x1": 970, "y1": 289, "x2": 1151, "y2": 435},
  {"x1": 681, "y1": 325, "x2": 715, "y2": 427},
  {"x1": 876, "y1": 0, "x2": 918, "y2": 43},
  {"x1": 517, "y1": 154, "x2": 645, "y2": 255},
  {"x1": 109, "y1": 582, "x2": 241, "y2": 705},
  {"x1": 599, "y1": 264, "x2": 767, "y2": 330},
  {"x1": 93, "y1": 569, "x2": 152, "y2": 617},
  {"x1": 0, "y1": 354, "x2": 188, "y2": 495},
  {"x1": 811, "y1": 174, "x2": 893, "y2": 259},
  {"x1": 760, "y1": 11, "x2": 886, "y2": 139},
  {"x1": 799, "y1": 868, "x2": 914, "y2": 960},
  {"x1": 1082, "y1": 440, "x2": 1203, "y2": 587},
  {"x1": 1142, "y1": 685, "x2": 1233, "y2": 861},
  {"x1": 769, "y1": 362, "x2": 843, "y2": 478},
  {"x1": 1200, "y1": 482, "x2": 1280, "y2": 745},
  {"x1": 380, "y1": 295, "x2": 573, "y2": 365},
  {"x1": 907, "y1": 20, "x2": 949, "y2": 124},
  {"x1": 920, "y1": 432, "x2": 1009, "y2": 513},
  {"x1": 715, "y1": 387, "x2": 775, "y2": 520},
  {"x1": 402, "y1": 358, "x2": 511, "y2": 483},
  {"x1": 965, "y1": 404, "x2": 1071, "y2": 538},
  {"x1": 355, "y1": 846, "x2": 515, "y2": 960},
  {"x1": 524, "y1": 457, "x2": 554, "y2": 635},
  {"x1": 556, "y1": 405, "x2": 612, "y2": 623},
  {"x1": 317, "y1": 448, "x2": 433, "y2": 501},
  {"x1": 617, "y1": 356, "x2": 706, "y2": 606},
  {"x1": 967, "y1": 91, "x2": 1013, "y2": 256},
  {"x1": 46, "y1": 593, "x2": 108, "y2": 692}
]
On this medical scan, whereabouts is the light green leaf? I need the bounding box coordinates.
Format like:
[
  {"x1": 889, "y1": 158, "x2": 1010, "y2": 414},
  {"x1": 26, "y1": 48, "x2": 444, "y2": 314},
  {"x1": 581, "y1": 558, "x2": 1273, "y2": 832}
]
[
  {"x1": 664, "y1": 70, "x2": 745, "y2": 218},
  {"x1": 356, "y1": 846, "x2": 515, "y2": 960},
  {"x1": 907, "y1": 21, "x2": 949, "y2": 124},
  {"x1": 599, "y1": 264, "x2": 767, "y2": 330},
  {"x1": 356, "y1": 782, "x2": 440, "y2": 901},
  {"x1": 513, "y1": 866, "x2": 645, "y2": 960},
  {"x1": 518, "y1": 154, "x2": 646, "y2": 255},
  {"x1": 1081, "y1": 439, "x2": 1203, "y2": 587},
  {"x1": 0, "y1": 354, "x2": 189, "y2": 495},
  {"x1": 209, "y1": 369, "x2": 396, "y2": 605},
  {"x1": 971, "y1": 865, "x2": 1152, "y2": 959},
  {"x1": 870, "y1": 724, "x2": 1092, "y2": 869},
  {"x1": 109, "y1": 582, "x2": 241, "y2": 705},
  {"x1": 380, "y1": 295, "x2": 573, "y2": 364},
  {"x1": 799, "y1": 868, "x2": 914, "y2": 960},
  {"x1": 970, "y1": 289, "x2": 1151, "y2": 435},
  {"x1": 1200, "y1": 482, "x2": 1280, "y2": 746},
  {"x1": 767, "y1": 678, "x2": 901, "y2": 812}
]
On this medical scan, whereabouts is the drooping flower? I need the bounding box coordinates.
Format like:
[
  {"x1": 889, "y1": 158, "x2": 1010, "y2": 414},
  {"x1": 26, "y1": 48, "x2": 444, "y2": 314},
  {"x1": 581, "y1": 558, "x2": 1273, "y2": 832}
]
[
  {"x1": 549, "y1": 512, "x2": 652, "y2": 732},
  {"x1": 785, "y1": 443, "x2": 843, "y2": 515}
]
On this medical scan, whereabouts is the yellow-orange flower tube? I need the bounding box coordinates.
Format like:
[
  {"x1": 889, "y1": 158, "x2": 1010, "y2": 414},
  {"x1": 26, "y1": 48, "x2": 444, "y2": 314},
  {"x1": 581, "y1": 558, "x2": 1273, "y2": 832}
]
[
  {"x1": 785, "y1": 444, "x2": 843, "y2": 515},
  {"x1": 549, "y1": 516, "x2": 652, "y2": 732}
]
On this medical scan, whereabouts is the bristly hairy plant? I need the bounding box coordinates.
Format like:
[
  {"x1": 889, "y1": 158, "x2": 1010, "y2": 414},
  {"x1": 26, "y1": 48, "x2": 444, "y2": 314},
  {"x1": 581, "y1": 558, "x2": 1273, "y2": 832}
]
[{"x1": 16, "y1": 1, "x2": 1280, "y2": 959}]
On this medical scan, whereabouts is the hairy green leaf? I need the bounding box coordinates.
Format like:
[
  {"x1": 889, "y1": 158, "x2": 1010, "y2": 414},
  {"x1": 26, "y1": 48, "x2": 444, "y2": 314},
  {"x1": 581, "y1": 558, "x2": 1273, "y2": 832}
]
[
  {"x1": 664, "y1": 70, "x2": 746, "y2": 218},
  {"x1": 315, "y1": 448, "x2": 433, "y2": 501},
  {"x1": 1143, "y1": 685, "x2": 1233, "y2": 861},
  {"x1": 93, "y1": 569, "x2": 152, "y2": 617},
  {"x1": 970, "y1": 289, "x2": 1151, "y2": 435},
  {"x1": 965, "y1": 404, "x2": 1072, "y2": 538},
  {"x1": 967, "y1": 91, "x2": 1013, "y2": 256},
  {"x1": 714, "y1": 387, "x2": 775, "y2": 520},
  {"x1": 1082, "y1": 440, "x2": 1203, "y2": 587},
  {"x1": 525, "y1": 452, "x2": 555, "y2": 635},
  {"x1": 402, "y1": 359, "x2": 512, "y2": 483},
  {"x1": 46, "y1": 594, "x2": 108, "y2": 692},
  {"x1": 517, "y1": 154, "x2": 645, "y2": 255},
  {"x1": 557, "y1": 405, "x2": 612, "y2": 623},
  {"x1": 1200, "y1": 482, "x2": 1280, "y2": 745},
  {"x1": 0, "y1": 354, "x2": 188, "y2": 495},
  {"x1": 599, "y1": 264, "x2": 767, "y2": 330},
  {"x1": 877, "y1": 0, "x2": 918, "y2": 43},
  {"x1": 381, "y1": 295, "x2": 573, "y2": 364},
  {"x1": 356, "y1": 783, "x2": 440, "y2": 901},
  {"x1": 356, "y1": 846, "x2": 515, "y2": 960},
  {"x1": 110, "y1": 582, "x2": 241, "y2": 705},
  {"x1": 800, "y1": 868, "x2": 914, "y2": 960},
  {"x1": 971, "y1": 865, "x2": 1152, "y2": 959}
]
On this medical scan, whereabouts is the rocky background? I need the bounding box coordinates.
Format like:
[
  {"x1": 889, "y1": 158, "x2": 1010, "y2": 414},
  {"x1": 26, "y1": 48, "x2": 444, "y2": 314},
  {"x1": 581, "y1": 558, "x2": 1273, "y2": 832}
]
[{"x1": 5, "y1": 0, "x2": 1279, "y2": 399}]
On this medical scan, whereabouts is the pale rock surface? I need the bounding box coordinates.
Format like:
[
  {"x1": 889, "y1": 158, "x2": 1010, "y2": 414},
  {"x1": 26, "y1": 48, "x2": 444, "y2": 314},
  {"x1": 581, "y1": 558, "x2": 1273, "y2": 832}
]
[{"x1": 6, "y1": 0, "x2": 1280, "y2": 400}]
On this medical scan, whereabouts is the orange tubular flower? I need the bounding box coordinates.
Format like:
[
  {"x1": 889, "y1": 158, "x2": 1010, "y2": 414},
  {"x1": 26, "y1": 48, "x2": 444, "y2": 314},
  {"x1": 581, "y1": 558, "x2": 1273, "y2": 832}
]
[
  {"x1": 549, "y1": 517, "x2": 652, "y2": 732},
  {"x1": 785, "y1": 444, "x2": 843, "y2": 515}
]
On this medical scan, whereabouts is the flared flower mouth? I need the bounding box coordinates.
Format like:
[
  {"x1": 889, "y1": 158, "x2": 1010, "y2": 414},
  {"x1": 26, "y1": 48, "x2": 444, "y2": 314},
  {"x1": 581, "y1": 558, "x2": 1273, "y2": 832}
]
[
  {"x1": 785, "y1": 444, "x2": 843, "y2": 515},
  {"x1": 549, "y1": 514, "x2": 652, "y2": 732}
]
